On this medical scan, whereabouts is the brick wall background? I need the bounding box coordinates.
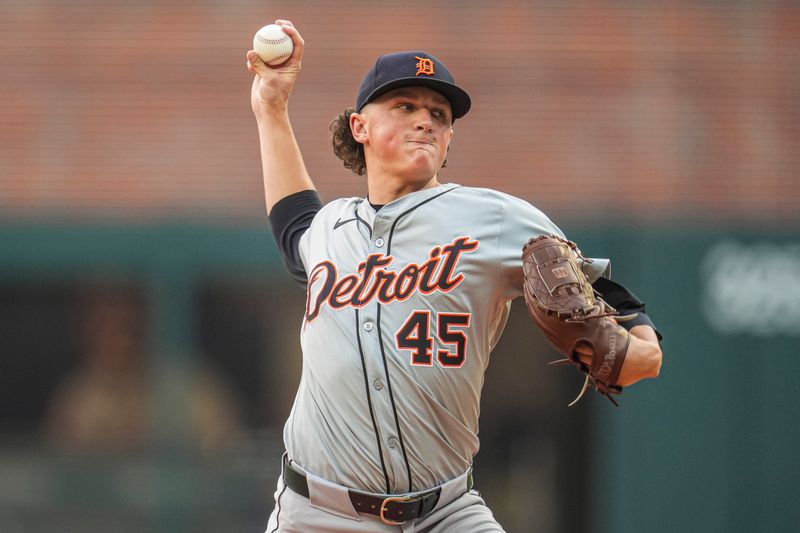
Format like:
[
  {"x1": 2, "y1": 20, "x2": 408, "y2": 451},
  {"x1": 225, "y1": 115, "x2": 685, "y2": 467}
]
[{"x1": 1, "y1": 0, "x2": 798, "y2": 222}]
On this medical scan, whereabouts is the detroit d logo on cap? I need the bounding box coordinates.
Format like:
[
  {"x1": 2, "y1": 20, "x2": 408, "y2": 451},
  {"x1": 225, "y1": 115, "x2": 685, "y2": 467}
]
[{"x1": 415, "y1": 57, "x2": 435, "y2": 76}]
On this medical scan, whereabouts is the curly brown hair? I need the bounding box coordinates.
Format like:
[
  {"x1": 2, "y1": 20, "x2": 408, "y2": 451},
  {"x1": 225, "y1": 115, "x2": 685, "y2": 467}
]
[
  {"x1": 330, "y1": 108, "x2": 367, "y2": 176},
  {"x1": 330, "y1": 108, "x2": 449, "y2": 177}
]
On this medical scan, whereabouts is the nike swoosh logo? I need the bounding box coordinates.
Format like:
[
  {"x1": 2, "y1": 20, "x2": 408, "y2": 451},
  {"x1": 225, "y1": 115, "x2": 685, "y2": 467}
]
[{"x1": 334, "y1": 217, "x2": 357, "y2": 230}]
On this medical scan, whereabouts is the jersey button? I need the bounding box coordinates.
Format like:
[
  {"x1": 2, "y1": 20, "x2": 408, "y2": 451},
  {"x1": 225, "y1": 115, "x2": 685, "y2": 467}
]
[
  {"x1": 375, "y1": 238, "x2": 385, "y2": 248},
  {"x1": 363, "y1": 321, "x2": 374, "y2": 332},
  {"x1": 387, "y1": 438, "x2": 398, "y2": 449},
  {"x1": 373, "y1": 379, "x2": 384, "y2": 390}
]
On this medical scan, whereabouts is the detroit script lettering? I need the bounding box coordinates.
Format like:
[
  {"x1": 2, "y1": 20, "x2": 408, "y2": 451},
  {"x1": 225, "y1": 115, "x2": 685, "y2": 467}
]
[{"x1": 305, "y1": 236, "x2": 479, "y2": 322}]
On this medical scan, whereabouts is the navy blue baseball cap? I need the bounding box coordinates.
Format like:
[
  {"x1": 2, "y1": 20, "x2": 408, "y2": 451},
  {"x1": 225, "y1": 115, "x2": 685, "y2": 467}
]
[{"x1": 355, "y1": 51, "x2": 471, "y2": 120}]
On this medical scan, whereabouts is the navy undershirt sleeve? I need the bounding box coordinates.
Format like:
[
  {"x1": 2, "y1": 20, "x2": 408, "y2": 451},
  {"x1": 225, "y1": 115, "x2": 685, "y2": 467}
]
[
  {"x1": 591, "y1": 277, "x2": 663, "y2": 341},
  {"x1": 268, "y1": 190, "x2": 322, "y2": 286}
]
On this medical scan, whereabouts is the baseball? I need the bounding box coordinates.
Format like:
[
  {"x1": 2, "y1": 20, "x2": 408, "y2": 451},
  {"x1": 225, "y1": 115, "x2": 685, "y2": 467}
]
[{"x1": 253, "y1": 24, "x2": 294, "y2": 66}]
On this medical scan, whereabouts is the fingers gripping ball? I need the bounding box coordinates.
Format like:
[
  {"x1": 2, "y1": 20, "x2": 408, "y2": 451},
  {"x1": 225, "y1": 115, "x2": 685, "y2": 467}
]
[
  {"x1": 522, "y1": 235, "x2": 630, "y2": 406},
  {"x1": 253, "y1": 24, "x2": 294, "y2": 66}
]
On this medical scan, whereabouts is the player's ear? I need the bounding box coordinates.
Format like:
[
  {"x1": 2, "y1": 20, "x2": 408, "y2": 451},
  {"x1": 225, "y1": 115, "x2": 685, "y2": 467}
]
[{"x1": 349, "y1": 111, "x2": 368, "y2": 144}]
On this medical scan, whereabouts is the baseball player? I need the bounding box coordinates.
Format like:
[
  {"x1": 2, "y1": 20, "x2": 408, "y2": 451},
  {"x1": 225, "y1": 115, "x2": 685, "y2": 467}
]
[{"x1": 246, "y1": 20, "x2": 662, "y2": 533}]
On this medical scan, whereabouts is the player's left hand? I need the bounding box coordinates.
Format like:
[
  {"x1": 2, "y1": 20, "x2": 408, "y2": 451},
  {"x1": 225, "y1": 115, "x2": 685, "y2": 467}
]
[
  {"x1": 574, "y1": 322, "x2": 661, "y2": 388},
  {"x1": 522, "y1": 234, "x2": 630, "y2": 406},
  {"x1": 574, "y1": 317, "x2": 616, "y2": 364}
]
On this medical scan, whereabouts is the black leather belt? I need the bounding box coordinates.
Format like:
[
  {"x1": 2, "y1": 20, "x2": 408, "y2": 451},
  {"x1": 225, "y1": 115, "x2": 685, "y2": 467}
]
[{"x1": 282, "y1": 455, "x2": 449, "y2": 525}]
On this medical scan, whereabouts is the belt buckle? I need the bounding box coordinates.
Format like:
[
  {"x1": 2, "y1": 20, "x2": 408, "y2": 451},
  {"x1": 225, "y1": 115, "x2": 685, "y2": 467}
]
[{"x1": 379, "y1": 495, "x2": 414, "y2": 525}]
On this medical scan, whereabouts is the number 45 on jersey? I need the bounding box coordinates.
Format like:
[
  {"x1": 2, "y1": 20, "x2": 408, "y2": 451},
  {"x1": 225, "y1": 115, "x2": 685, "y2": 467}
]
[{"x1": 395, "y1": 311, "x2": 470, "y2": 368}]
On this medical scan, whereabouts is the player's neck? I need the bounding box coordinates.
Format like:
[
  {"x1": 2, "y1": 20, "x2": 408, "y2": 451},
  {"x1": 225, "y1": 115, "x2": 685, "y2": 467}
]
[{"x1": 367, "y1": 174, "x2": 440, "y2": 205}]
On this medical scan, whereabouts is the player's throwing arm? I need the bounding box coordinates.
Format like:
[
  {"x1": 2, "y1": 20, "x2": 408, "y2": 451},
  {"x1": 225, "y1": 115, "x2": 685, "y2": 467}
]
[{"x1": 246, "y1": 20, "x2": 316, "y2": 213}]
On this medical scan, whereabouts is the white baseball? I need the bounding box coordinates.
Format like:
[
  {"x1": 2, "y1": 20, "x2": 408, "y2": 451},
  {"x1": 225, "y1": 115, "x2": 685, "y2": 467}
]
[{"x1": 253, "y1": 24, "x2": 294, "y2": 66}]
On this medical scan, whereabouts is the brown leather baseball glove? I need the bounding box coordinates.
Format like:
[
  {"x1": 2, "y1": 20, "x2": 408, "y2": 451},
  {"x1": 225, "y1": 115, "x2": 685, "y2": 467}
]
[{"x1": 522, "y1": 234, "x2": 631, "y2": 406}]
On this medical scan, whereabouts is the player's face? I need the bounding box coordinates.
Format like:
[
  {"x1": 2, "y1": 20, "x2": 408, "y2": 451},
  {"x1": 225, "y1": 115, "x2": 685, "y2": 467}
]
[{"x1": 354, "y1": 87, "x2": 454, "y2": 184}]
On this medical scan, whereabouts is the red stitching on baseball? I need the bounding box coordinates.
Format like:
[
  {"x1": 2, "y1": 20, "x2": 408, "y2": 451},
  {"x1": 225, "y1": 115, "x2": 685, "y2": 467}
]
[
  {"x1": 256, "y1": 36, "x2": 289, "y2": 45},
  {"x1": 266, "y1": 52, "x2": 291, "y2": 63}
]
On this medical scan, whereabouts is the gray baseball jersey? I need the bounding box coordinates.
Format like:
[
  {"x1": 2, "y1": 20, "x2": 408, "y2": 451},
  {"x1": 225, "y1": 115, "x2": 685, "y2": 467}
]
[{"x1": 285, "y1": 182, "x2": 609, "y2": 495}]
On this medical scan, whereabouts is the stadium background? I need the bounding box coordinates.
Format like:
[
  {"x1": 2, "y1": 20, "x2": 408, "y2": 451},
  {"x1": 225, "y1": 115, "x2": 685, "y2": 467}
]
[{"x1": 1, "y1": 1, "x2": 798, "y2": 532}]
